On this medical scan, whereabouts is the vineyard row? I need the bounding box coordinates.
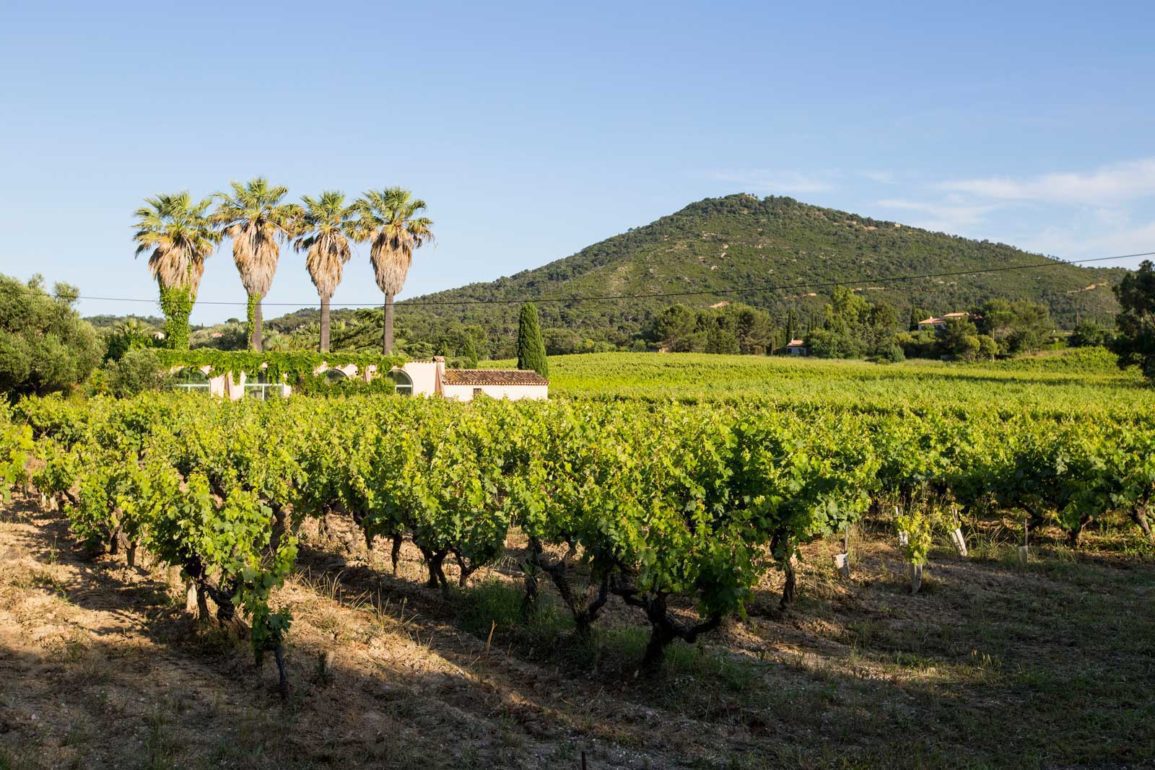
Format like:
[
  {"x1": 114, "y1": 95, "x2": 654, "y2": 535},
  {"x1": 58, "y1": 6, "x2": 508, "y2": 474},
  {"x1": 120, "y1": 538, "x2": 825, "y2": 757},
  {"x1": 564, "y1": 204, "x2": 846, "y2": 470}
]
[{"x1": 2, "y1": 394, "x2": 1153, "y2": 687}]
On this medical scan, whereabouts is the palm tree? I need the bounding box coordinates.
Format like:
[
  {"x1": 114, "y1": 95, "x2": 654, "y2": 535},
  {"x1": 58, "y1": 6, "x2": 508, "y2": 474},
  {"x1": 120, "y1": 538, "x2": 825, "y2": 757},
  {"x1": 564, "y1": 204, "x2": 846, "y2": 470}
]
[
  {"x1": 132, "y1": 192, "x2": 218, "y2": 350},
  {"x1": 354, "y1": 188, "x2": 433, "y2": 354},
  {"x1": 293, "y1": 191, "x2": 355, "y2": 353},
  {"x1": 213, "y1": 178, "x2": 298, "y2": 352}
]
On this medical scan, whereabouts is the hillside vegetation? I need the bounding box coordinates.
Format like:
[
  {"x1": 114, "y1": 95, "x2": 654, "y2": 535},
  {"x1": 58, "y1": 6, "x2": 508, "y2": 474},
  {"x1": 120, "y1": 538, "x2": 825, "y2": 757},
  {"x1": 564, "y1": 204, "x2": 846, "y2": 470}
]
[{"x1": 391, "y1": 195, "x2": 1121, "y2": 353}]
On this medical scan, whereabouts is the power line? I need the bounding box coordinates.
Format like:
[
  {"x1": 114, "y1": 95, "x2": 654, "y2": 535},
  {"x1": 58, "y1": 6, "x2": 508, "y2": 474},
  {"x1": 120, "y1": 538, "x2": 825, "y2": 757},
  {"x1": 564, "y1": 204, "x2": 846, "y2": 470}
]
[{"x1": 75, "y1": 250, "x2": 1153, "y2": 309}]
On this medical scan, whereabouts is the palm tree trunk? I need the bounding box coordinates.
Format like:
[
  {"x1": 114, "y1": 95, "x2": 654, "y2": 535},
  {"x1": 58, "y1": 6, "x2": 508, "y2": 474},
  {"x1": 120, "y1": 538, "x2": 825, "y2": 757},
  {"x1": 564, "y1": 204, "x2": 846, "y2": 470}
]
[
  {"x1": 319, "y1": 295, "x2": 331, "y2": 353},
  {"x1": 249, "y1": 295, "x2": 264, "y2": 352},
  {"x1": 383, "y1": 293, "x2": 394, "y2": 355}
]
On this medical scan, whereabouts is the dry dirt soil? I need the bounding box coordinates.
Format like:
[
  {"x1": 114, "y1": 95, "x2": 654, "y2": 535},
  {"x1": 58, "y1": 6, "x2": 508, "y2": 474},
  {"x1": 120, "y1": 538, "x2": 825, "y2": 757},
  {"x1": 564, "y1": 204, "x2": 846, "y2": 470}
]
[{"x1": 1, "y1": 495, "x2": 1153, "y2": 769}]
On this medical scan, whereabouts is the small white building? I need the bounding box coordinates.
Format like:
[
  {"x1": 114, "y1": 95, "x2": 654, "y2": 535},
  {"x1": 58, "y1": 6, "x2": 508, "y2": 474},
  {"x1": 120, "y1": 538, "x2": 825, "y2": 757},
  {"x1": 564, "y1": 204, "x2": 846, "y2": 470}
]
[
  {"x1": 396, "y1": 356, "x2": 548, "y2": 402},
  {"x1": 175, "y1": 356, "x2": 548, "y2": 402},
  {"x1": 784, "y1": 338, "x2": 808, "y2": 356},
  {"x1": 918, "y1": 312, "x2": 971, "y2": 331}
]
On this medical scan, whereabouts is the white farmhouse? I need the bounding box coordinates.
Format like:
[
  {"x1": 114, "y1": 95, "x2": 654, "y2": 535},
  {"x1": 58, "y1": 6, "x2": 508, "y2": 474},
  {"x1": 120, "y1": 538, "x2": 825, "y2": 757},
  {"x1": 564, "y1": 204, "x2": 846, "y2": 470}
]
[
  {"x1": 396, "y1": 356, "x2": 548, "y2": 401},
  {"x1": 175, "y1": 356, "x2": 548, "y2": 401},
  {"x1": 783, "y1": 338, "x2": 808, "y2": 356}
]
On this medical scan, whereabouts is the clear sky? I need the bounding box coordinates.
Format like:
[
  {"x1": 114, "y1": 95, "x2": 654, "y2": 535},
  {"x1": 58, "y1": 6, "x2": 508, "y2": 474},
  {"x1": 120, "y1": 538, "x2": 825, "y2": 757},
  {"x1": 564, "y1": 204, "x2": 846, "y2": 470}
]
[{"x1": 2, "y1": 0, "x2": 1154, "y2": 323}]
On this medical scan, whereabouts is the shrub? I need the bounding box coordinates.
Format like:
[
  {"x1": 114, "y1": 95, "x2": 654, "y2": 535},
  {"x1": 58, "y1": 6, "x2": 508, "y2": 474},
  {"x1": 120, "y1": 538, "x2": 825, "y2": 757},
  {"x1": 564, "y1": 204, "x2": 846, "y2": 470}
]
[
  {"x1": 878, "y1": 343, "x2": 906, "y2": 363},
  {"x1": 103, "y1": 350, "x2": 169, "y2": 397},
  {"x1": 1110, "y1": 261, "x2": 1155, "y2": 381},
  {"x1": 1068, "y1": 323, "x2": 1113, "y2": 348},
  {"x1": 0, "y1": 275, "x2": 100, "y2": 398}
]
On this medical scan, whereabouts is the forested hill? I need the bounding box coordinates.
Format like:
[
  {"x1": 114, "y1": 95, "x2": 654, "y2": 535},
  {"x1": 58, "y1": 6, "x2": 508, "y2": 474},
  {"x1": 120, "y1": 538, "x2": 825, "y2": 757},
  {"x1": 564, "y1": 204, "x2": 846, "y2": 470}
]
[{"x1": 388, "y1": 194, "x2": 1121, "y2": 352}]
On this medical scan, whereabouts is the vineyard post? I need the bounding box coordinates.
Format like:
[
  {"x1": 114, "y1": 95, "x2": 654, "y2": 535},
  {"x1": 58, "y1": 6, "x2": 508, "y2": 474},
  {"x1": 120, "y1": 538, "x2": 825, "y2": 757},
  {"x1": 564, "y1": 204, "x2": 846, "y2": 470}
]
[
  {"x1": 834, "y1": 528, "x2": 851, "y2": 580},
  {"x1": 949, "y1": 506, "x2": 968, "y2": 557}
]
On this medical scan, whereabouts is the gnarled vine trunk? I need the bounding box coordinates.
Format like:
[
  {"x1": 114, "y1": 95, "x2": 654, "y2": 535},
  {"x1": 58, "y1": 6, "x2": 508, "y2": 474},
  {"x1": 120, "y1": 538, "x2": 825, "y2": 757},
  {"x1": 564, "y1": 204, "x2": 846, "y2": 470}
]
[
  {"x1": 525, "y1": 537, "x2": 609, "y2": 635},
  {"x1": 612, "y1": 583, "x2": 723, "y2": 672}
]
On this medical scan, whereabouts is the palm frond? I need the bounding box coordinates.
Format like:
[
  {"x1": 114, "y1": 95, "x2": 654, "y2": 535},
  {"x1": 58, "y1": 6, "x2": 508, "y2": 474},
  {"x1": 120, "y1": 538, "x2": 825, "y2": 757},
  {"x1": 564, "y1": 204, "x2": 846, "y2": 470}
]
[
  {"x1": 131, "y1": 192, "x2": 217, "y2": 294},
  {"x1": 294, "y1": 190, "x2": 356, "y2": 300},
  {"x1": 213, "y1": 177, "x2": 296, "y2": 297}
]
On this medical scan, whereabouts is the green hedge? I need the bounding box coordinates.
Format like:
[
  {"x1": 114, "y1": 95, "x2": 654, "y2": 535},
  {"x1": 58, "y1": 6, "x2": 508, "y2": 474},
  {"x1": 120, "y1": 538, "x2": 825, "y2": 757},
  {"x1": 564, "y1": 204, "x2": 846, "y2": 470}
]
[{"x1": 154, "y1": 350, "x2": 406, "y2": 381}]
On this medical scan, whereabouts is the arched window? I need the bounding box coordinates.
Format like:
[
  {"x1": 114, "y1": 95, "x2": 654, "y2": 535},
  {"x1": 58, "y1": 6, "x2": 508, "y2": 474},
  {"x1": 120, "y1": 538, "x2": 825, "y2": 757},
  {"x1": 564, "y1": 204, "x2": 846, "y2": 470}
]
[
  {"x1": 171, "y1": 367, "x2": 210, "y2": 393},
  {"x1": 390, "y1": 369, "x2": 413, "y2": 396},
  {"x1": 247, "y1": 368, "x2": 283, "y2": 400},
  {"x1": 324, "y1": 368, "x2": 349, "y2": 384}
]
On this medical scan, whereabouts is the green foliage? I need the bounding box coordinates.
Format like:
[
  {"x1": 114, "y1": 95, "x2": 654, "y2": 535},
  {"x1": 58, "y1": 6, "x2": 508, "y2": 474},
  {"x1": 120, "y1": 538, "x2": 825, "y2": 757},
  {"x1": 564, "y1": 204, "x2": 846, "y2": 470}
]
[
  {"x1": 806, "y1": 287, "x2": 899, "y2": 359},
  {"x1": 648, "y1": 304, "x2": 702, "y2": 352},
  {"x1": 495, "y1": 349, "x2": 1147, "y2": 420},
  {"x1": 975, "y1": 298, "x2": 1054, "y2": 355},
  {"x1": 245, "y1": 293, "x2": 261, "y2": 350},
  {"x1": 0, "y1": 274, "x2": 101, "y2": 398},
  {"x1": 937, "y1": 317, "x2": 983, "y2": 361},
  {"x1": 0, "y1": 403, "x2": 34, "y2": 500},
  {"x1": 1111, "y1": 260, "x2": 1155, "y2": 381},
  {"x1": 1069, "y1": 322, "x2": 1114, "y2": 349},
  {"x1": 895, "y1": 509, "x2": 934, "y2": 566},
  {"x1": 15, "y1": 350, "x2": 1155, "y2": 677},
  {"x1": 152, "y1": 350, "x2": 405, "y2": 383},
  {"x1": 806, "y1": 328, "x2": 864, "y2": 358},
  {"x1": 103, "y1": 319, "x2": 158, "y2": 362},
  {"x1": 387, "y1": 195, "x2": 1121, "y2": 354},
  {"x1": 516, "y1": 303, "x2": 549, "y2": 377},
  {"x1": 102, "y1": 349, "x2": 170, "y2": 397},
  {"x1": 704, "y1": 315, "x2": 740, "y2": 354},
  {"x1": 646, "y1": 302, "x2": 779, "y2": 355},
  {"x1": 434, "y1": 324, "x2": 485, "y2": 368},
  {"x1": 877, "y1": 342, "x2": 906, "y2": 363},
  {"x1": 159, "y1": 286, "x2": 195, "y2": 350}
]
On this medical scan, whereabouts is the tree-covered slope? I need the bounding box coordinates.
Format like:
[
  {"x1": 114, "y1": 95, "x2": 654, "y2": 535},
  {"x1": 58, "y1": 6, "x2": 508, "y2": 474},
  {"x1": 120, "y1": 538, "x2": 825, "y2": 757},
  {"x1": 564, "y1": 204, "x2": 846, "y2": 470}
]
[{"x1": 390, "y1": 194, "x2": 1122, "y2": 352}]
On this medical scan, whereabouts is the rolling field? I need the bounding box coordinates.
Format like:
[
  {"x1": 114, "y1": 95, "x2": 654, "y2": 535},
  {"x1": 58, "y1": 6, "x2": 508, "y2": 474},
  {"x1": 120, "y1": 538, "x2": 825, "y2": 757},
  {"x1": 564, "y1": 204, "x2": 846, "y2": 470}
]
[{"x1": 492, "y1": 347, "x2": 1153, "y2": 414}]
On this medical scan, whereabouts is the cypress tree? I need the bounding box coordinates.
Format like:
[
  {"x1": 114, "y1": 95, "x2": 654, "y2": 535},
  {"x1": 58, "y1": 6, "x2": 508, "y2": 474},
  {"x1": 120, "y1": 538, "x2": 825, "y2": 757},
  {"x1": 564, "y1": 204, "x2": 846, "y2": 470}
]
[
  {"x1": 462, "y1": 334, "x2": 480, "y2": 369},
  {"x1": 516, "y1": 303, "x2": 549, "y2": 377}
]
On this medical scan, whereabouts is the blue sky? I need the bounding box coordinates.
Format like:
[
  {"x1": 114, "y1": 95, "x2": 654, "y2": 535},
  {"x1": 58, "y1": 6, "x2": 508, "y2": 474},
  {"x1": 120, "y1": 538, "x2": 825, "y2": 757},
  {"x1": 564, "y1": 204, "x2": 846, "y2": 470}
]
[{"x1": 2, "y1": 0, "x2": 1154, "y2": 323}]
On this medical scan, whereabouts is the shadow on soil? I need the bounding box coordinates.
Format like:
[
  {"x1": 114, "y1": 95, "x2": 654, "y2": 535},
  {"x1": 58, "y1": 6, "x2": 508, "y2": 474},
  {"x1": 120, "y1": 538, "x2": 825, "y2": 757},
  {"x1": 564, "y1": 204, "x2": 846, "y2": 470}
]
[{"x1": 2, "y1": 501, "x2": 1154, "y2": 769}]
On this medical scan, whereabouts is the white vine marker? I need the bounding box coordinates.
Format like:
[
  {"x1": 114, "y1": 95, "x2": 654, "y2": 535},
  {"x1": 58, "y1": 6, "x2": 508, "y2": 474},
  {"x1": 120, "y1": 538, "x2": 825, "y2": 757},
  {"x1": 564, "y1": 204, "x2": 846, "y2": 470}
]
[
  {"x1": 950, "y1": 527, "x2": 968, "y2": 557},
  {"x1": 833, "y1": 552, "x2": 850, "y2": 579}
]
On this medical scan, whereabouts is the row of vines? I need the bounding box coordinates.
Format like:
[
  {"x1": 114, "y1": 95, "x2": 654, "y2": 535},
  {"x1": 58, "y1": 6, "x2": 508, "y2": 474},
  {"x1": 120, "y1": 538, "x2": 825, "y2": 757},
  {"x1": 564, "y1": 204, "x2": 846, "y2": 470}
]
[{"x1": 1, "y1": 394, "x2": 1153, "y2": 687}]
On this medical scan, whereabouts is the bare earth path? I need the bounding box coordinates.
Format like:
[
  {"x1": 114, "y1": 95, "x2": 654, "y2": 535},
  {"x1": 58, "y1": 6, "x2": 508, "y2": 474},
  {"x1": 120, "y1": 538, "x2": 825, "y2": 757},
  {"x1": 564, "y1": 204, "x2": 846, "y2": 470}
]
[{"x1": 2, "y1": 496, "x2": 1153, "y2": 769}]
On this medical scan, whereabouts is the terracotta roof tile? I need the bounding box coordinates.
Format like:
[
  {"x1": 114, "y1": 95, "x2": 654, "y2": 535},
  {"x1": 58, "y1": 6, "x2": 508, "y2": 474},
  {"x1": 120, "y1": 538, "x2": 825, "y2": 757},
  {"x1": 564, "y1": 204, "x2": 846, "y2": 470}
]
[{"x1": 442, "y1": 369, "x2": 549, "y2": 386}]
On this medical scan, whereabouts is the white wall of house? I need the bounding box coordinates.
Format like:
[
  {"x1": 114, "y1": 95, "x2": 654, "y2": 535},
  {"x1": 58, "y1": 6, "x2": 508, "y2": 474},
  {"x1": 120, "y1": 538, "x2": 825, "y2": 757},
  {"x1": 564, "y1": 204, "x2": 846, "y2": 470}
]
[
  {"x1": 441, "y1": 383, "x2": 549, "y2": 402},
  {"x1": 400, "y1": 361, "x2": 441, "y2": 396}
]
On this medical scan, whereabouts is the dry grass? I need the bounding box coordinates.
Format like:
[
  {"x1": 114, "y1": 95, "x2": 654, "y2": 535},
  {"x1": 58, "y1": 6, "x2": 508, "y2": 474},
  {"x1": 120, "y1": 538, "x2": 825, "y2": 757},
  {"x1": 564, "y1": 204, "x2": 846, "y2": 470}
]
[{"x1": 1, "y1": 499, "x2": 1152, "y2": 769}]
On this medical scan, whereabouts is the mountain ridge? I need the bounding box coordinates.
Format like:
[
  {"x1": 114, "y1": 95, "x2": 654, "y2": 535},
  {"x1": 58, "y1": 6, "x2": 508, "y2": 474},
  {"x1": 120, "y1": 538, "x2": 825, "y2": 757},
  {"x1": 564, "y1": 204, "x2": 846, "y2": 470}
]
[{"x1": 390, "y1": 194, "x2": 1123, "y2": 351}]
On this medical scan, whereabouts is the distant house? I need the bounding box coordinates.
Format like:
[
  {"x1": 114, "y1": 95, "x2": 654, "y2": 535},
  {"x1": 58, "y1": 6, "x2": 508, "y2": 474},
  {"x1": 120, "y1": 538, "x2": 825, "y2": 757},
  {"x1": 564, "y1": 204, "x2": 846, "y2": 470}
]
[
  {"x1": 916, "y1": 316, "x2": 941, "y2": 330},
  {"x1": 397, "y1": 357, "x2": 548, "y2": 402},
  {"x1": 177, "y1": 356, "x2": 548, "y2": 401},
  {"x1": 784, "y1": 338, "x2": 808, "y2": 356},
  {"x1": 917, "y1": 312, "x2": 971, "y2": 331}
]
